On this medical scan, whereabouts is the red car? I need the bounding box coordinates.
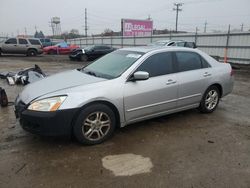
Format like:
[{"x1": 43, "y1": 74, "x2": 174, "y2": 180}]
[{"x1": 43, "y1": 42, "x2": 79, "y2": 55}]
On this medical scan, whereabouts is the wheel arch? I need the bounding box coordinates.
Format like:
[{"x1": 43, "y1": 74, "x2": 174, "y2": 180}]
[
  {"x1": 27, "y1": 48, "x2": 38, "y2": 52},
  {"x1": 206, "y1": 83, "x2": 223, "y2": 98},
  {"x1": 27, "y1": 48, "x2": 38, "y2": 55},
  {"x1": 71, "y1": 100, "x2": 121, "y2": 134}
]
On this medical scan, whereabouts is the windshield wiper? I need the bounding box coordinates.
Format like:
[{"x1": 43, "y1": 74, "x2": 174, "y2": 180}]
[{"x1": 83, "y1": 70, "x2": 97, "y2": 77}]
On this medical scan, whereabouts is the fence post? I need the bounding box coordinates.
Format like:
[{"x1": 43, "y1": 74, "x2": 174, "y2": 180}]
[
  {"x1": 121, "y1": 35, "x2": 123, "y2": 48},
  {"x1": 194, "y1": 27, "x2": 198, "y2": 45},
  {"x1": 111, "y1": 35, "x2": 113, "y2": 47},
  {"x1": 150, "y1": 31, "x2": 153, "y2": 43},
  {"x1": 133, "y1": 34, "x2": 136, "y2": 46},
  {"x1": 224, "y1": 24, "x2": 230, "y2": 63}
]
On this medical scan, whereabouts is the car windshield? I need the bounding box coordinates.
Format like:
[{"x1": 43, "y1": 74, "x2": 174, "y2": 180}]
[
  {"x1": 82, "y1": 50, "x2": 144, "y2": 79},
  {"x1": 56, "y1": 42, "x2": 68, "y2": 47}
]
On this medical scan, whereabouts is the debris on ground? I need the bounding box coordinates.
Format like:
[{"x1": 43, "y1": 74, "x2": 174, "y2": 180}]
[
  {"x1": 0, "y1": 64, "x2": 46, "y2": 85},
  {"x1": 0, "y1": 87, "x2": 8, "y2": 107}
]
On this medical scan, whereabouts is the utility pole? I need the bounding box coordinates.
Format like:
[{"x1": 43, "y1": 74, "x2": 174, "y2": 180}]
[
  {"x1": 173, "y1": 3, "x2": 183, "y2": 33},
  {"x1": 24, "y1": 27, "x2": 27, "y2": 36},
  {"x1": 204, "y1": 21, "x2": 207, "y2": 33},
  {"x1": 240, "y1": 23, "x2": 244, "y2": 32},
  {"x1": 84, "y1": 8, "x2": 88, "y2": 37}
]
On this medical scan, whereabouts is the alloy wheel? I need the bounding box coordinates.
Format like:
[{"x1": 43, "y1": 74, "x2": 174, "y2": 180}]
[
  {"x1": 205, "y1": 90, "x2": 219, "y2": 110},
  {"x1": 82, "y1": 111, "x2": 111, "y2": 141}
]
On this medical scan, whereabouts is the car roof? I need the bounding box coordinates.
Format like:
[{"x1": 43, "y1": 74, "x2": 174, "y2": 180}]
[{"x1": 119, "y1": 46, "x2": 198, "y2": 53}]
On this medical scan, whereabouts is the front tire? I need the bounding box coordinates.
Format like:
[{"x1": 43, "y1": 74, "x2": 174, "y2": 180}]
[
  {"x1": 73, "y1": 104, "x2": 116, "y2": 145},
  {"x1": 199, "y1": 86, "x2": 220, "y2": 113},
  {"x1": 82, "y1": 54, "x2": 88, "y2": 61}
]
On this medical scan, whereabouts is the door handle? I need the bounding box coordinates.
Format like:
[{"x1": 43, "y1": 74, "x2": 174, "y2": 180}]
[
  {"x1": 203, "y1": 72, "x2": 211, "y2": 77},
  {"x1": 166, "y1": 79, "x2": 177, "y2": 85}
]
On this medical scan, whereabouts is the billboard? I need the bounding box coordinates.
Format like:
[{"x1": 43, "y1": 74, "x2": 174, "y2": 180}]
[{"x1": 121, "y1": 19, "x2": 153, "y2": 37}]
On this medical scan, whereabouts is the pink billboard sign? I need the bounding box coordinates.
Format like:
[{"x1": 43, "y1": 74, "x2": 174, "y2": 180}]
[{"x1": 122, "y1": 19, "x2": 153, "y2": 37}]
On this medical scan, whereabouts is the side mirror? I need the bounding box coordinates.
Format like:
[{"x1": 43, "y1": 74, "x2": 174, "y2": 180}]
[
  {"x1": 58, "y1": 45, "x2": 61, "y2": 48},
  {"x1": 130, "y1": 71, "x2": 149, "y2": 81}
]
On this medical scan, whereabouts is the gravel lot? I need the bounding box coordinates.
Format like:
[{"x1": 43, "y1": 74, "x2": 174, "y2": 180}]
[{"x1": 0, "y1": 55, "x2": 250, "y2": 188}]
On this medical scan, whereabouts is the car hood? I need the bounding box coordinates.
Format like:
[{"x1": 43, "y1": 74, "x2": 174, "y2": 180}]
[{"x1": 18, "y1": 69, "x2": 106, "y2": 104}]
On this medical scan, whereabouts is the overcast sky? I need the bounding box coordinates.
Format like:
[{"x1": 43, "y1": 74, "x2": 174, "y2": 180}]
[{"x1": 0, "y1": 0, "x2": 250, "y2": 37}]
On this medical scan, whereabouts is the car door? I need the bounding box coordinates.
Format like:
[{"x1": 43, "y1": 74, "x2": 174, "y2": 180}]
[
  {"x1": 92, "y1": 46, "x2": 104, "y2": 59},
  {"x1": 124, "y1": 52, "x2": 178, "y2": 123},
  {"x1": 1, "y1": 38, "x2": 18, "y2": 53},
  {"x1": 17, "y1": 38, "x2": 29, "y2": 54},
  {"x1": 174, "y1": 51, "x2": 212, "y2": 108}
]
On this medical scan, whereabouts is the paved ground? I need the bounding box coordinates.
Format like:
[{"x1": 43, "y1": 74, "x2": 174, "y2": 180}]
[{"x1": 0, "y1": 55, "x2": 249, "y2": 188}]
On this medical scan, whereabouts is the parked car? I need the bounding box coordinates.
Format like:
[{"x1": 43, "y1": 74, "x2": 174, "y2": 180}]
[
  {"x1": 43, "y1": 42, "x2": 79, "y2": 55},
  {"x1": 148, "y1": 40, "x2": 197, "y2": 48},
  {"x1": 39, "y1": 38, "x2": 56, "y2": 47},
  {"x1": 0, "y1": 38, "x2": 43, "y2": 56},
  {"x1": 69, "y1": 45, "x2": 116, "y2": 61},
  {"x1": 15, "y1": 47, "x2": 234, "y2": 145}
]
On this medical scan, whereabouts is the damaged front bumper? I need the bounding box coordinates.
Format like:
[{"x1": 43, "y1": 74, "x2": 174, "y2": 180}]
[{"x1": 15, "y1": 100, "x2": 78, "y2": 137}]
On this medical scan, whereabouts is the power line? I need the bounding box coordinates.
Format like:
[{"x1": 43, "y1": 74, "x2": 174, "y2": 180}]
[{"x1": 173, "y1": 3, "x2": 183, "y2": 32}]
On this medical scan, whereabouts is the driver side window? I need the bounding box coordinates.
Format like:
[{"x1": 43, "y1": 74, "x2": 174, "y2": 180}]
[
  {"x1": 5, "y1": 38, "x2": 17, "y2": 44},
  {"x1": 136, "y1": 52, "x2": 174, "y2": 77}
]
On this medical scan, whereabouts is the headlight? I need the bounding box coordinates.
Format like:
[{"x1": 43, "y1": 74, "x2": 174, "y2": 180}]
[{"x1": 28, "y1": 96, "x2": 67, "y2": 112}]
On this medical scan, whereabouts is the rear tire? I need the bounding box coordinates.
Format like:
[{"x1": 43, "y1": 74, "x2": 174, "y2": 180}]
[
  {"x1": 27, "y1": 49, "x2": 37, "y2": 56},
  {"x1": 199, "y1": 86, "x2": 220, "y2": 113},
  {"x1": 73, "y1": 104, "x2": 116, "y2": 145}
]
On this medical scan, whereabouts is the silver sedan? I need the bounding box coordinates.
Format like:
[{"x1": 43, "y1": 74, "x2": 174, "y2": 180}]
[{"x1": 15, "y1": 46, "x2": 234, "y2": 145}]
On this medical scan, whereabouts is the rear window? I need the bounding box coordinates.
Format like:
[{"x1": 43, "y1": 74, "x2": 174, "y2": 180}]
[
  {"x1": 176, "y1": 52, "x2": 202, "y2": 72},
  {"x1": 28, "y1": 39, "x2": 41, "y2": 45},
  {"x1": 185, "y1": 42, "x2": 196, "y2": 48}
]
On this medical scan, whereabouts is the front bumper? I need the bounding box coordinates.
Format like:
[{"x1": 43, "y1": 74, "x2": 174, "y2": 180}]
[
  {"x1": 37, "y1": 49, "x2": 43, "y2": 54},
  {"x1": 15, "y1": 102, "x2": 79, "y2": 137},
  {"x1": 69, "y1": 51, "x2": 83, "y2": 60}
]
